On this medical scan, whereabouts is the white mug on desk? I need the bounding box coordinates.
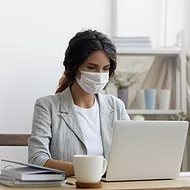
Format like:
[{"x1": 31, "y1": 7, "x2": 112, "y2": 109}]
[{"x1": 73, "y1": 155, "x2": 107, "y2": 183}]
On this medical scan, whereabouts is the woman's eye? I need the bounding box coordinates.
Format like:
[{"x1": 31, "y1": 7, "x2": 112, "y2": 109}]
[
  {"x1": 103, "y1": 67, "x2": 110, "y2": 71},
  {"x1": 87, "y1": 67, "x2": 95, "y2": 70}
]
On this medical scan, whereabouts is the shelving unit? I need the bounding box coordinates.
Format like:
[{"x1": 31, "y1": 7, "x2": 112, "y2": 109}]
[
  {"x1": 116, "y1": 47, "x2": 187, "y2": 116},
  {"x1": 127, "y1": 109, "x2": 182, "y2": 115},
  {"x1": 116, "y1": 47, "x2": 188, "y2": 171},
  {"x1": 117, "y1": 48, "x2": 181, "y2": 56}
]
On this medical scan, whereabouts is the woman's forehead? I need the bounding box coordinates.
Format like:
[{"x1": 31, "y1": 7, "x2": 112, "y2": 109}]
[{"x1": 83, "y1": 51, "x2": 110, "y2": 66}]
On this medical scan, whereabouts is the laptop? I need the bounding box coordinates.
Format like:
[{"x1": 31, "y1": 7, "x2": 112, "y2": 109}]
[{"x1": 102, "y1": 120, "x2": 189, "y2": 181}]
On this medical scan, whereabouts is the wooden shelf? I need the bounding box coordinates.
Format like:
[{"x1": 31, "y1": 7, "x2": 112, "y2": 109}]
[
  {"x1": 127, "y1": 109, "x2": 182, "y2": 115},
  {"x1": 117, "y1": 48, "x2": 181, "y2": 56}
]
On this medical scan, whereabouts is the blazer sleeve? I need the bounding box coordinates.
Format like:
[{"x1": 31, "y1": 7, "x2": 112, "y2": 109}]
[{"x1": 28, "y1": 99, "x2": 52, "y2": 166}]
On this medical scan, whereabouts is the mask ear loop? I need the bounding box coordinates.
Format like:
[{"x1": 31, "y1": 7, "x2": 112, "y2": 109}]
[{"x1": 76, "y1": 67, "x2": 82, "y2": 80}]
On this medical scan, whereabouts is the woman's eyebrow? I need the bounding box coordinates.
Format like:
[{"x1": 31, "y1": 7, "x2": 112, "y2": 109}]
[
  {"x1": 87, "y1": 63, "x2": 110, "y2": 67},
  {"x1": 87, "y1": 63, "x2": 98, "y2": 66},
  {"x1": 104, "y1": 64, "x2": 110, "y2": 67}
]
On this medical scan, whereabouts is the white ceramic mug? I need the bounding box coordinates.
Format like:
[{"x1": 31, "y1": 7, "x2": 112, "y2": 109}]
[{"x1": 73, "y1": 155, "x2": 107, "y2": 183}]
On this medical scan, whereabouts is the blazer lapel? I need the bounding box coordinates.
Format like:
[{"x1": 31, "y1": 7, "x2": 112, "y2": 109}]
[
  {"x1": 58, "y1": 88, "x2": 114, "y2": 160},
  {"x1": 97, "y1": 93, "x2": 114, "y2": 160},
  {"x1": 58, "y1": 88, "x2": 86, "y2": 146}
]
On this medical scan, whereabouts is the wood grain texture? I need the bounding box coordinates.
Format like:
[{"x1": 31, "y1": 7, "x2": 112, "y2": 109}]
[{"x1": 1, "y1": 177, "x2": 190, "y2": 189}]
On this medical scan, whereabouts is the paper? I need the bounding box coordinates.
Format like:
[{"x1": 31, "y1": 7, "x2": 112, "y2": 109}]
[{"x1": 179, "y1": 172, "x2": 190, "y2": 177}]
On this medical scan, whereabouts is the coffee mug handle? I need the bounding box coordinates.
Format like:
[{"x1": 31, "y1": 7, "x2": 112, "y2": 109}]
[{"x1": 101, "y1": 158, "x2": 108, "y2": 176}]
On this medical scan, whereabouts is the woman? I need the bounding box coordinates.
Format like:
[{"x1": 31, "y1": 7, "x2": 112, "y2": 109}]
[{"x1": 28, "y1": 30, "x2": 130, "y2": 176}]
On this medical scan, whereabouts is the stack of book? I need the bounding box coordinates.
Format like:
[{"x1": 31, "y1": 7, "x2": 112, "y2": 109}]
[
  {"x1": 0, "y1": 159, "x2": 67, "y2": 187},
  {"x1": 112, "y1": 36, "x2": 152, "y2": 49}
]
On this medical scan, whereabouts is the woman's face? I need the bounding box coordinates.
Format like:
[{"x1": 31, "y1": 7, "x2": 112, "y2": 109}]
[{"x1": 76, "y1": 51, "x2": 110, "y2": 78}]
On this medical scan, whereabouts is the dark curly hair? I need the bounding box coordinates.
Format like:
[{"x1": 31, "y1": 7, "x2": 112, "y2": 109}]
[{"x1": 55, "y1": 29, "x2": 117, "y2": 93}]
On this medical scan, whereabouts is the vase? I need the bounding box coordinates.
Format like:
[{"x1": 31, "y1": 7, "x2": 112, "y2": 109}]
[
  {"x1": 136, "y1": 89, "x2": 146, "y2": 109},
  {"x1": 118, "y1": 89, "x2": 128, "y2": 108},
  {"x1": 158, "y1": 89, "x2": 171, "y2": 109},
  {"x1": 144, "y1": 88, "x2": 157, "y2": 110}
]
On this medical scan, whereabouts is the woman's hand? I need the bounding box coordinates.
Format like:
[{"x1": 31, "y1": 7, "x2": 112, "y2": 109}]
[{"x1": 44, "y1": 158, "x2": 74, "y2": 176}]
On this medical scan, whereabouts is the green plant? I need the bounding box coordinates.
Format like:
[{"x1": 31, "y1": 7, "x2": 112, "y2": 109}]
[{"x1": 170, "y1": 111, "x2": 187, "y2": 121}]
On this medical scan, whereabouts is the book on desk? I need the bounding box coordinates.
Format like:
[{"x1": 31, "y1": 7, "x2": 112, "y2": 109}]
[{"x1": 0, "y1": 159, "x2": 67, "y2": 187}]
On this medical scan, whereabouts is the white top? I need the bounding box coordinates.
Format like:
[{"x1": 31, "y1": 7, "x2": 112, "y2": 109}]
[{"x1": 74, "y1": 98, "x2": 103, "y2": 156}]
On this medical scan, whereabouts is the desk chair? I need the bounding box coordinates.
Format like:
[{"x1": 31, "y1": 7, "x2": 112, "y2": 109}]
[
  {"x1": 0, "y1": 134, "x2": 31, "y2": 167},
  {"x1": 0, "y1": 134, "x2": 30, "y2": 146}
]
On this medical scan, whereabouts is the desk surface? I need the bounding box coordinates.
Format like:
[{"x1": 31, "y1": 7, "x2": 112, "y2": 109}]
[{"x1": 1, "y1": 177, "x2": 190, "y2": 190}]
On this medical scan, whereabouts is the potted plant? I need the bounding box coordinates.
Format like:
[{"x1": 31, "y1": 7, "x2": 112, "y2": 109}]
[
  {"x1": 113, "y1": 70, "x2": 136, "y2": 108},
  {"x1": 171, "y1": 111, "x2": 187, "y2": 121}
]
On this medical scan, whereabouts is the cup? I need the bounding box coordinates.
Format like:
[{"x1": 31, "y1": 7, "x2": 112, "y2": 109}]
[
  {"x1": 158, "y1": 89, "x2": 171, "y2": 109},
  {"x1": 144, "y1": 88, "x2": 157, "y2": 110},
  {"x1": 73, "y1": 155, "x2": 107, "y2": 183},
  {"x1": 136, "y1": 89, "x2": 145, "y2": 109}
]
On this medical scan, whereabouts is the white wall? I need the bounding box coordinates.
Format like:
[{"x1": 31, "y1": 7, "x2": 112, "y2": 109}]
[
  {"x1": 115, "y1": 0, "x2": 184, "y2": 48},
  {"x1": 115, "y1": 0, "x2": 162, "y2": 48},
  {"x1": 0, "y1": 0, "x2": 111, "y2": 167},
  {"x1": 184, "y1": 0, "x2": 190, "y2": 53},
  {"x1": 165, "y1": 0, "x2": 184, "y2": 46}
]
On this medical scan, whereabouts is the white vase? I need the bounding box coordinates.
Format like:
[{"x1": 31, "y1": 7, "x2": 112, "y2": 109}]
[
  {"x1": 136, "y1": 89, "x2": 145, "y2": 109},
  {"x1": 158, "y1": 89, "x2": 171, "y2": 109}
]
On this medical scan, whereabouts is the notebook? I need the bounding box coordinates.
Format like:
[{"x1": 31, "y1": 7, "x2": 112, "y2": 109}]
[
  {"x1": 0, "y1": 175, "x2": 64, "y2": 187},
  {"x1": 0, "y1": 159, "x2": 67, "y2": 187},
  {"x1": 1, "y1": 167, "x2": 65, "y2": 181}
]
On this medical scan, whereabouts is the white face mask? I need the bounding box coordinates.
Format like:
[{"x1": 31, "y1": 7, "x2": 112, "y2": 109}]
[{"x1": 76, "y1": 68, "x2": 109, "y2": 94}]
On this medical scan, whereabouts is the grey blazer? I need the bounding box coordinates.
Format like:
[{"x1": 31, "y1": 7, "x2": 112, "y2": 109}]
[{"x1": 28, "y1": 87, "x2": 130, "y2": 166}]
